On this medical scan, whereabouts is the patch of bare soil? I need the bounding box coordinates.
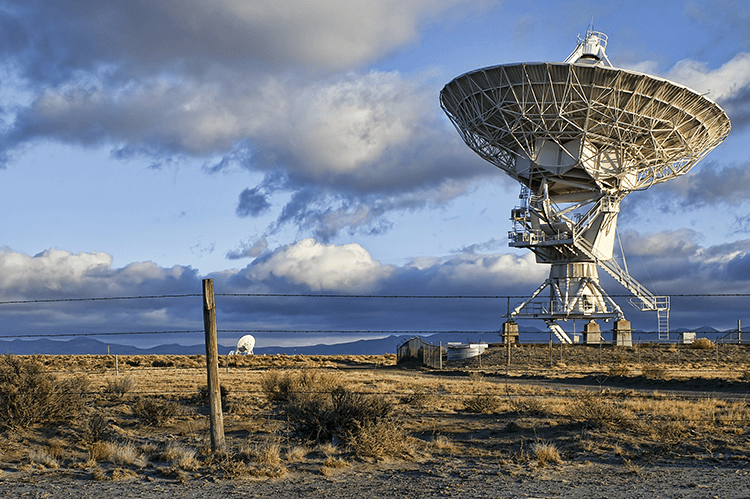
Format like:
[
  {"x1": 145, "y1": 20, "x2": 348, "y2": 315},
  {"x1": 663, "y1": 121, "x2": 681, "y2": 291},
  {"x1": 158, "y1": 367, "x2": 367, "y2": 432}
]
[{"x1": 0, "y1": 350, "x2": 749, "y2": 497}]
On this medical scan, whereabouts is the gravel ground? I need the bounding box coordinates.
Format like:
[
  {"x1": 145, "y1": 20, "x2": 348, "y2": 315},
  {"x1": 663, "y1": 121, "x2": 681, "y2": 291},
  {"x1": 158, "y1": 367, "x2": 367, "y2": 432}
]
[{"x1": 3, "y1": 461, "x2": 750, "y2": 498}]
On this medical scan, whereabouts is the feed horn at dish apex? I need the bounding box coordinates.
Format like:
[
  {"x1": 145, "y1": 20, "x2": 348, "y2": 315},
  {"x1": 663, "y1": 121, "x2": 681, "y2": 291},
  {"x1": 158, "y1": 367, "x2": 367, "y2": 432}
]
[{"x1": 440, "y1": 28, "x2": 731, "y2": 344}]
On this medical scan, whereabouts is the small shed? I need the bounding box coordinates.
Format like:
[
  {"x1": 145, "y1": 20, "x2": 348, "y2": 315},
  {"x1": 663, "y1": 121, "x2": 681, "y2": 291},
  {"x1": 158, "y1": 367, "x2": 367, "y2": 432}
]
[{"x1": 396, "y1": 337, "x2": 444, "y2": 368}]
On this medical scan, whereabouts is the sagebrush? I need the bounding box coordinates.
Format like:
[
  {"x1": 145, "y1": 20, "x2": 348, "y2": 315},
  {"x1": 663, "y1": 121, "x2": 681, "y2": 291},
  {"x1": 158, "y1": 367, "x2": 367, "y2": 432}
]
[
  {"x1": 263, "y1": 369, "x2": 404, "y2": 456},
  {"x1": 132, "y1": 396, "x2": 180, "y2": 425},
  {"x1": 0, "y1": 355, "x2": 89, "y2": 429}
]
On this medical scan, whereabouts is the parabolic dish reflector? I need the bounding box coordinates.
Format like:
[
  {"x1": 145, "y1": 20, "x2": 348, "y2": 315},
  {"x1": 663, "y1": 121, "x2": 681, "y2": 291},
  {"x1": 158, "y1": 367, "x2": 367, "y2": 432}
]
[
  {"x1": 440, "y1": 63, "x2": 731, "y2": 197},
  {"x1": 235, "y1": 334, "x2": 255, "y2": 355}
]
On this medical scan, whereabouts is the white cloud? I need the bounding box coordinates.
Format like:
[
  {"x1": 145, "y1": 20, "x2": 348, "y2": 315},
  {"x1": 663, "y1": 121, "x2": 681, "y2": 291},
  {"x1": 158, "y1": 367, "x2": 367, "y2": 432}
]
[
  {"x1": 664, "y1": 53, "x2": 750, "y2": 101},
  {"x1": 0, "y1": 247, "x2": 112, "y2": 293},
  {"x1": 0, "y1": 247, "x2": 199, "y2": 298},
  {"x1": 406, "y1": 252, "x2": 546, "y2": 288},
  {"x1": 245, "y1": 238, "x2": 395, "y2": 292}
]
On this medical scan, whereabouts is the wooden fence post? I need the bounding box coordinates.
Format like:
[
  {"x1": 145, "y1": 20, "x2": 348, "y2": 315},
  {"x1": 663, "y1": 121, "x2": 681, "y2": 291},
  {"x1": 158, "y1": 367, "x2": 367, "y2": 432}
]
[{"x1": 203, "y1": 278, "x2": 225, "y2": 452}]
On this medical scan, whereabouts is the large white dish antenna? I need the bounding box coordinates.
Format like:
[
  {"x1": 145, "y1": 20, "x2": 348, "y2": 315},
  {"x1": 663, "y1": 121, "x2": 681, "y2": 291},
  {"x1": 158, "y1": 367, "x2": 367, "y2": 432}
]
[
  {"x1": 229, "y1": 335, "x2": 255, "y2": 355},
  {"x1": 440, "y1": 29, "x2": 730, "y2": 341}
]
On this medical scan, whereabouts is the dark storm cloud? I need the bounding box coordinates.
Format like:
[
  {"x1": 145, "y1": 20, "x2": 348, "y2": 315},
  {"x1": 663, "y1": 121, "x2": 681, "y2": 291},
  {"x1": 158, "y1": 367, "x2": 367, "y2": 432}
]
[
  {"x1": 720, "y1": 86, "x2": 750, "y2": 132},
  {"x1": 617, "y1": 230, "x2": 750, "y2": 295},
  {"x1": 0, "y1": 0, "x2": 446, "y2": 83},
  {"x1": 236, "y1": 187, "x2": 271, "y2": 218},
  {"x1": 646, "y1": 161, "x2": 750, "y2": 209},
  {"x1": 0, "y1": 1, "x2": 497, "y2": 240}
]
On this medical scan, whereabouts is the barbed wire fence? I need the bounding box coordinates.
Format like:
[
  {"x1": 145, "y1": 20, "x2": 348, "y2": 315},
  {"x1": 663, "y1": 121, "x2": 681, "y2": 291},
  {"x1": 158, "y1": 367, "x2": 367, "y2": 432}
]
[
  {"x1": 1, "y1": 279, "x2": 749, "y2": 452},
  {"x1": 1, "y1": 282, "x2": 749, "y2": 398}
]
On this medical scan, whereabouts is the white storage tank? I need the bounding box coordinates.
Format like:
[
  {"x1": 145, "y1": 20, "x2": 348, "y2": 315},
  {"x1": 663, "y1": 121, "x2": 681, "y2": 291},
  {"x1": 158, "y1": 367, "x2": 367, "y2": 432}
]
[{"x1": 445, "y1": 342, "x2": 488, "y2": 361}]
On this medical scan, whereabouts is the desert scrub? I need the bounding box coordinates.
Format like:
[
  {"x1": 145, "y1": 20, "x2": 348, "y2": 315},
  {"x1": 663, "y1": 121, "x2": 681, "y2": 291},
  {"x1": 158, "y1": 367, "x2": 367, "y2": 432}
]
[
  {"x1": 609, "y1": 363, "x2": 632, "y2": 377},
  {"x1": 511, "y1": 396, "x2": 547, "y2": 416},
  {"x1": 529, "y1": 440, "x2": 562, "y2": 466},
  {"x1": 569, "y1": 390, "x2": 628, "y2": 429},
  {"x1": 346, "y1": 419, "x2": 414, "y2": 458},
  {"x1": 691, "y1": 337, "x2": 714, "y2": 350},
  {"x1": 82, "y1": 413, "x2": 111, "y2": 443},
  {"x1": 642, "y1": 365, "x2": 668, "y2": 380},
  {"x1": 132, "y1": 396, "x2": 180, "y2": 425},
  {"x1": 285, "y1": 385, "x2": 393, "y2": 441},
  {"x1": 88, "y1": 440, "x2": 147, "y2": 467},
  {"x1": 154, "y1": 442, "x2": 199, "y2": 470},
  {"x1": 464, "y1": 394, "x2": 503, "y2": 414},
  {"x1": 0, "y1": 355, "x2": 89, "y2": 429},
  {"x1": 400, "y1": 388, "x2": 436, "y2": 409},
  {"x1": 196, "y1": 384, "x2": 229, "y2": 409},
  {"x1": 265, "y1": 369, "x2": 407, "y2": 456},
  {"x1": 260, "y1": 369, "x2": 340, "y2": 403},
  {"x1": 105, "y1": 376, "x2": 136, "y2": 399}
]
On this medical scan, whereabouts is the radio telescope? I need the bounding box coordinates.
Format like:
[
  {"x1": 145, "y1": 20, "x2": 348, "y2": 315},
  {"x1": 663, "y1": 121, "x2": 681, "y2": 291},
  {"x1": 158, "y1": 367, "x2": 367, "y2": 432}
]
[
  {"x1": 440, "y1": 29, "x2": 731, "y2": 343},
  {"x1": 228, "y1": 335, "x2": 255, "y2": 355}
]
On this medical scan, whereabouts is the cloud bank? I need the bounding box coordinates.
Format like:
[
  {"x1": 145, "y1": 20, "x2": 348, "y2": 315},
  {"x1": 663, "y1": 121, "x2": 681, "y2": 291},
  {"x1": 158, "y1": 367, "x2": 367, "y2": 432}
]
[{"x1": 2, "y1": 232, "x2": 749, "y2": 345}]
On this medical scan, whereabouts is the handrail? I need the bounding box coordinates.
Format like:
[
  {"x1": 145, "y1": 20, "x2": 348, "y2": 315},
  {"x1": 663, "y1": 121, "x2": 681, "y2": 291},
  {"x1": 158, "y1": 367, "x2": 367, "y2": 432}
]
[{"x1": 572, "y1": 234, "x2": 658, "y2": 310}]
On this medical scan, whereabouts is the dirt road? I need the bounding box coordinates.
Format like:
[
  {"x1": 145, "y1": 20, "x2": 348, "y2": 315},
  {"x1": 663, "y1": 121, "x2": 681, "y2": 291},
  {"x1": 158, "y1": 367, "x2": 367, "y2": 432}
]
[{"x1": 3, "y1": 461, "x2": 749, "y2": 498}]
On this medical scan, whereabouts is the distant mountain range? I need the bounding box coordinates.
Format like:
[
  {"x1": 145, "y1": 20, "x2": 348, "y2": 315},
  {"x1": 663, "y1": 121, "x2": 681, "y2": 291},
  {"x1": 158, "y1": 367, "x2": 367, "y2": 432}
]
[{"x1": 0, "y1": 332, "x2": 502, "y2": 356}]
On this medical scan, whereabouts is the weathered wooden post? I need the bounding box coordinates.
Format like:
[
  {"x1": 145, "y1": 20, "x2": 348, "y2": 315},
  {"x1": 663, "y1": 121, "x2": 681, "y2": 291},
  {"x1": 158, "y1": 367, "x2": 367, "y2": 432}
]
[{"x1": 203, "y1": 278, "x2": 225, "y2": 452}]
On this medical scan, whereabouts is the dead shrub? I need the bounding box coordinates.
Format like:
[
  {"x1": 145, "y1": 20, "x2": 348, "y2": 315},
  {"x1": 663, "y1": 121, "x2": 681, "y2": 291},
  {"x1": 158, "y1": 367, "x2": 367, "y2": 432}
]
[
  {"x1": 105, "y1": 376, "x2": 136, "y2": 400},
  {"x1": 82, "y1": 413, "x2": 110, "y2": 443},
  {"x1": 464, "y1": 394, "x2": 502, "y2": 414},
  {"x1": 266, "y1": 370, "x2": 402, "y2": 455},
  {"x1": 569, "y1": 391, "x2": 625, "y2": 429},
  {"x1": 609, "y1": 364, "x2": 631, "y2": 377},
  {"x1": 285, "y1": 445, "x2": 308, "y2": 461},
  {"x1": 196, "y1": 384, "x2": 229, "y2": 408},
  {"x1": 623, "y1": 458, "x2": 644, "y2": 475},
  {"x1": 511, "y1": 396, "x2": 546, "y2": 415},
  {"x1": 530, "y1": 440, "x2": 562, "y2": 466},
  {"x1": 28, "y1": 448, "x2": 60, "y2": 468},
  {"x1": 89, "y1": 440, "x2": 147, "y2": 467},
  {"x1": 431, "y1": 435, "x2": 459, "y2": 453},
  {"x1": 285, "y1": 385, "x2": 393, "y2": 442},
  {"x1": 321, "y1": 456, "x2": 350, "y2": 474},
  {"x1": 691, "y1": 337, "x2": 714, "y2": 350},
  {"x1": 0, "y1": 355, "x2": 89, "y2": 429},
  {"x1": 642, "y1": 366, "x2": 668, "y2": 380},
  {"x1": 132, "y1": 397, "x2": 180, "y2": 425},
  {"x1": 347, "y1": 419, "x2": 413, "y2": 459},
  {"x1": 154, "y1": 442, "x2": 199, "y2": 470},
  {"x1": 400, "y1": 388, "x2": 436, "y2": 409},
  {"x1": 260, "y1": 369, "x2": 339, "y2": 403},
  {"x1": 239, "y1": 436, "x2": 283, "y2": 467}
]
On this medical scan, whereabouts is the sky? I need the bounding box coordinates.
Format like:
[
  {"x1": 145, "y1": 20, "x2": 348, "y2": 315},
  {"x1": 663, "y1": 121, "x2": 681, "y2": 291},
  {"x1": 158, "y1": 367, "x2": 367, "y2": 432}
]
[{"x1": 1, "y1": 0, "x2": 749, "y2": 350}]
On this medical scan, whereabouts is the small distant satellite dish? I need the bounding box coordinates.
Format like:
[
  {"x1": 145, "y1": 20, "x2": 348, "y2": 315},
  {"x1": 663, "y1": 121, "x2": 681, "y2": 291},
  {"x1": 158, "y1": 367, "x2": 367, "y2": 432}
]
[{"x1": 230, "y1": 334, "x2": 255, "y2": 355}]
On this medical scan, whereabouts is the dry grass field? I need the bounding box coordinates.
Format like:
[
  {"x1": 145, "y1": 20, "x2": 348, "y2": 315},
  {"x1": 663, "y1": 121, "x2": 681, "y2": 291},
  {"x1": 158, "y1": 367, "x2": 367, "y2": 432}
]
[{"x1": 0, "y1": 344, "x2": 749, "y2": 496}]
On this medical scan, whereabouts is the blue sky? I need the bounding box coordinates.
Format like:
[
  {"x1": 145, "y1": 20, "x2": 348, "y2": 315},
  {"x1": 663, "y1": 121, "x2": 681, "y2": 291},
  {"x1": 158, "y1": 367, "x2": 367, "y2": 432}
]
[{"x1": 1, "y1": 0, "x2": 749, "y2": 348}]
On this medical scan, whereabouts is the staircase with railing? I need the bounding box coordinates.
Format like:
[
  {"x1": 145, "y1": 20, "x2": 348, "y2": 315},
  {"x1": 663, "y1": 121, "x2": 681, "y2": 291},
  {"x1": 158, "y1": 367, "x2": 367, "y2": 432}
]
[
  {"x1": 572, "y1": 230, "x2": 670, "y2": 337},
  {"x1": 545, "y1": 319, "x2": 573, "y2": 343}
]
